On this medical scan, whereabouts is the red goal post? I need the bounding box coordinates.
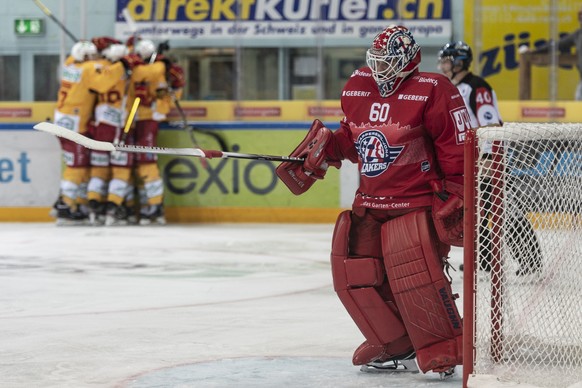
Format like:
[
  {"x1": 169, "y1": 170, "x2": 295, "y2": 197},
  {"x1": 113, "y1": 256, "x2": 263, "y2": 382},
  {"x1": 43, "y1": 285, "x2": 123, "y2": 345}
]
[{"x1": 463, "y1": 123, "x2": 582, "y2": 387}]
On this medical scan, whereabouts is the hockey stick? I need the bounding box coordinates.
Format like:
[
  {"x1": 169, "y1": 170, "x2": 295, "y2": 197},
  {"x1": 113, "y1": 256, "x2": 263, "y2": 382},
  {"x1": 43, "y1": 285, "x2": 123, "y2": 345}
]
[
  {"x1": 171, "y1": 92, "x2": 200, "y2": 146},
  {"x1": 170, "y1": 94, "x2": 209, "y2": 169},
  {"x1": 33, "y1": 0, "x2": 78, "y2": 42},
  {"x1": 122, "y1": 8, "x2": 138, "y2": 38},
  {"x1": 189, "y1": 125, "x2": 229, "y2": 152},
  {"x1": 170, "y1": 93, "x2": 229, "y2": 151},
  {"x1": 34, "y1": 122, "x2": 304, "y2": 162},
  {"x1": 169, "y1": 95, "x2": 229, "y2": 151},
  {"x1": 116, "y1": 97, "x2": 140, "y2": 145}
]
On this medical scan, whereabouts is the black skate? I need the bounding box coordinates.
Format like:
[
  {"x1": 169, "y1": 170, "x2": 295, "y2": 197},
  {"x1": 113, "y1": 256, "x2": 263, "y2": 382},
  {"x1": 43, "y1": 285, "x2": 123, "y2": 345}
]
[
  {"x1": 88, "y1": 200, "x2": 105, "y2": 226},
  {"x1": 139, "y1": 204, "x2": 166, "y2": 226},
  {"x1": 53, "y1": 198, "x2": 87, "y2": 226},
  {"x1": 105, "y1": 202, "x2": 129, "y2": 226}
]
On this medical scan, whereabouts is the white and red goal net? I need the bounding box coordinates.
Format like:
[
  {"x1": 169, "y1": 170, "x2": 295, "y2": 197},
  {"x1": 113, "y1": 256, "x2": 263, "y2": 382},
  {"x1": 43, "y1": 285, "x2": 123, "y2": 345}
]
[{"x1": 463, "y1": 123, "x2": 582, "y2": 388}]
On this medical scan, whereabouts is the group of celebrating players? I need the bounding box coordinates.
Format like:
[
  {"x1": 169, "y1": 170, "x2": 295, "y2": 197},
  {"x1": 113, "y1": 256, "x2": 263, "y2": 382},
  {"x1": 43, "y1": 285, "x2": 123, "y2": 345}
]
[{"x1": 50, "y1": 35, "x2": 185, "y2": 226}]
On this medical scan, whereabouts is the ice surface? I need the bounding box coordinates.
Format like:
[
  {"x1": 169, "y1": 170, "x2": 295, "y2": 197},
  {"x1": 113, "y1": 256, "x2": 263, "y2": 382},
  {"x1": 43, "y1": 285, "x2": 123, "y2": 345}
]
[{"x1": 0, "y1": 223, "x2": 464, "y2": 387}]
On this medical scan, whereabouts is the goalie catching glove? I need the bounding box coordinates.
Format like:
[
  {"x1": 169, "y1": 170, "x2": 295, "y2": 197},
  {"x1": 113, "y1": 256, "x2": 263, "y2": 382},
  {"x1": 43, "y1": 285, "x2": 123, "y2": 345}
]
[
  {"x1": 276, "y1": 119, "x2": 341, "y2": 195},
  {"x1": 430, "y1": 178, "x2": 464, "y2": 247}
]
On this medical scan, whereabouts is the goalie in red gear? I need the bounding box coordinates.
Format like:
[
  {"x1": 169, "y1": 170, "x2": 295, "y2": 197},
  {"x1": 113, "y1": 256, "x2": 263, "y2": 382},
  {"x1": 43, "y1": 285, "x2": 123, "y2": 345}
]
[{"x1": 277, "y1": 25, "x2": 470, "y2": 379}]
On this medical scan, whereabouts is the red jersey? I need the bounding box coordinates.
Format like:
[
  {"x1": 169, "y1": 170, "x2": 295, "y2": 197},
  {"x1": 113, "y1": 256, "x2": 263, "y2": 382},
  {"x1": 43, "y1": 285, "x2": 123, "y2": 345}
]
[{"x1": 331, "y1": 67, "x2": 469, "y2": 210}]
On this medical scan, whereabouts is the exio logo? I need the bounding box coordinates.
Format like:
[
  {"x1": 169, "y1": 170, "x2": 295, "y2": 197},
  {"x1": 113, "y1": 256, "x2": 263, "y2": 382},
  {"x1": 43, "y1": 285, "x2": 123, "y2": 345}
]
[{"x1": 163, "y1": 145, "x2": 278, "y2": 195}]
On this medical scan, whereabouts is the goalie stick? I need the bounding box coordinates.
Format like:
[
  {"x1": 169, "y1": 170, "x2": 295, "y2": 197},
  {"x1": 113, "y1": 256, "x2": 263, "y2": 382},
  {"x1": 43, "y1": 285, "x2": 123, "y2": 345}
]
[{"x1": 34, "y1": 122, "x2": 304, "y2": 163}]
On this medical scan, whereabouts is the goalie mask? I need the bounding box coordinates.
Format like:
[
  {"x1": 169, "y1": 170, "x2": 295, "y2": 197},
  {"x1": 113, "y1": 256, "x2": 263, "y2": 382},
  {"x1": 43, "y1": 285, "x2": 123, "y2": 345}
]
[
  {"x1": 366, "y1": 25, "x2": 421, "y2": 98},
  {"x1": 437, "y1": 41, "x2": 473, "y2": 79}
]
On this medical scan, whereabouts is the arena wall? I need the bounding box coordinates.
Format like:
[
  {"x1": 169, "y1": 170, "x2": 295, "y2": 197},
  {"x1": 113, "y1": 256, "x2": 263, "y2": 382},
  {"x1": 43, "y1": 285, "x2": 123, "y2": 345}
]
[{"x1": 0, "y1": 100, "x2": 580, "y2": 222}]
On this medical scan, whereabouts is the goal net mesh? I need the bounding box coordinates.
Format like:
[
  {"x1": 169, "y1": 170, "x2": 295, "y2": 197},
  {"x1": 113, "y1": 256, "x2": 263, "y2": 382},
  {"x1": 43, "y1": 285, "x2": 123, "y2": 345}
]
[{"x1": 470, "y1": 123, "x2": 582, "y2": 387}]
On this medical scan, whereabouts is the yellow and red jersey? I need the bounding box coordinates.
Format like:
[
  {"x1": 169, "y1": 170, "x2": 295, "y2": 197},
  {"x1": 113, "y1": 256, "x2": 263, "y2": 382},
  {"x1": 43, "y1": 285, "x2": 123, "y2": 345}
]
[
  {"x1": 55, "y1": 60, "x2": 126, "y2": 134},
  {"x1": 93, "y1": 59, "x2": 130, "y2": 128},
  {"x1": 129, "y1": 61, "x2": 168, "y2": 121}
]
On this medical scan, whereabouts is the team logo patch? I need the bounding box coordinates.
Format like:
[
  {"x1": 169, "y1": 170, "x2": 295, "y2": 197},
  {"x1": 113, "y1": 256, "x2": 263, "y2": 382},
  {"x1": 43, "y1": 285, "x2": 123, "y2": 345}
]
[
  {"x1": 421, "y1": 160, "x2": 431, "y2": 172},
  {"x1": 356, "y1": 130, "x2": 404, "y2": 177},
  {"x1": 450, "y1": 106, "x2": 471, "y2": 144},
  {"x1": 56, "y1": 116, "x2": 75, "y2": 131}
]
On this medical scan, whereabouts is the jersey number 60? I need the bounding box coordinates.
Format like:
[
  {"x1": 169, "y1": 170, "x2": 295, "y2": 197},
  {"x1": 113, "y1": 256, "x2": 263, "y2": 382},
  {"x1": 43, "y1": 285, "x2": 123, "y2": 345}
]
[{"x1": 370, "y1": 103, "x2": 390, "y2": 122}]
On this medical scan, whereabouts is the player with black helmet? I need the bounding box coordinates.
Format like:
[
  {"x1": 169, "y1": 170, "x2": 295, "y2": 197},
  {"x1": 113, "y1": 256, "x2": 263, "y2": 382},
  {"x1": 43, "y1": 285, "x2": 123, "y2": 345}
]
[{"x1": 438, "y1": 41, "x2": 542, "y2": 276}]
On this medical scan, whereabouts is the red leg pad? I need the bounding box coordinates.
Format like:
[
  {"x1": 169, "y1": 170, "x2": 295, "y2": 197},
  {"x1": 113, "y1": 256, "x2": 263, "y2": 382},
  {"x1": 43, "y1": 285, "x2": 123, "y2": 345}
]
[
  {"x1": 331, "y1": 211, "x2": 412, "y2": 365},
  {"x1": 381, "y1": 210, "x2": 462, "y2": 373}
]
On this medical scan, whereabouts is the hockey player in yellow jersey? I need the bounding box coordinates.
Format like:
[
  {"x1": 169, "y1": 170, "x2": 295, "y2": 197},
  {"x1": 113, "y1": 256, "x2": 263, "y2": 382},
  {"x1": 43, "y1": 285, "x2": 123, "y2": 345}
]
[
  {"x1": 51, "y1": 40, "x2": 145, "y2": 225},
  {"x1": 156, "y1": 55, "x2": 185, "y2": 116},
  {"x1": 129, "y1": 39, "x2": 170, "y2": 225},
  {"x1": 51, "y1": 41, "x2": 99, "y2": 225},
  {"x1": 86, "y1": 43, "x2": 145, "y2": 226}
]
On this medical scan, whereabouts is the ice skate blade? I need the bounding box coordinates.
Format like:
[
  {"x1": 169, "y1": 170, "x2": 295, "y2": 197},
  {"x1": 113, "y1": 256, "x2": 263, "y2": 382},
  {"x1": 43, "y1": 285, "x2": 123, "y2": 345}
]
[
  {"x1": 360, "y1": 359, "x2": 419, "y2": 374},
  {"x1": 55, "y1": 218, "x2": 88, "y2": 227},
  {"x1": 139, "y1": 217, "x2": 166, "y2": 226},
  {"x1": 105, "y1": 216, "x2": 128, "y2": 227}
]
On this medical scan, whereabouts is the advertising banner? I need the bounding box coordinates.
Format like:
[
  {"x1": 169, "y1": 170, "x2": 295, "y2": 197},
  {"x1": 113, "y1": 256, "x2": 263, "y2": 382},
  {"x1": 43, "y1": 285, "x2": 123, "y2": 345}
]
[
  {"x1": 465, "y1": 1, "x2": 580, "y2": 100},
  {"x1": 0, "y1": 131, "x2": 60, "y2": 206},
  {"x1": 115, "y1": 0, "x2": 452, "y2": 44},
  {"x1": 157, "y1": 127, "x2": 341, "y2": 209}
]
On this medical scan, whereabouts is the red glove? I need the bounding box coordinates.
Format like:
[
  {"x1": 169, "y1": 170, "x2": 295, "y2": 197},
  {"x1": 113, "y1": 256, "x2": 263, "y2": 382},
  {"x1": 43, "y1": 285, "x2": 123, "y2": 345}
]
[
  {"x1": 168, "y1": 63, "x2": 185, "y2": 89},
  {"x1": 120, "y1": 53, "x2": 144, "y2": 71},
  {"x1": 276, "y1": 119, "x2": 341, "y2": 195},
  {"x1": 91, "y1": 36, "x2": 121, "y2": 52},
  {"x1": 430, "y1": 178, "x2": 464, "y2": 247},
  {"x1": 133, "y1": 82, "x2": 151, "y2": 106}
]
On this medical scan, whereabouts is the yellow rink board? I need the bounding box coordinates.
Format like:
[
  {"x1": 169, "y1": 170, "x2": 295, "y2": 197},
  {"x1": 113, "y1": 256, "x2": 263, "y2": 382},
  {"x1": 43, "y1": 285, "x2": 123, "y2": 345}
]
[{"x1": 0, "y1": 207, "x2": 343, "y2": 223}]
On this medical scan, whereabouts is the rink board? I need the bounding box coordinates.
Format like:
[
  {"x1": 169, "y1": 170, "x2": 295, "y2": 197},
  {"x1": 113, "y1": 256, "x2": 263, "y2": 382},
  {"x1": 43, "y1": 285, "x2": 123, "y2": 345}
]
[{"x1": 0, "y1": 100, "x2": 581, "y2": 222}]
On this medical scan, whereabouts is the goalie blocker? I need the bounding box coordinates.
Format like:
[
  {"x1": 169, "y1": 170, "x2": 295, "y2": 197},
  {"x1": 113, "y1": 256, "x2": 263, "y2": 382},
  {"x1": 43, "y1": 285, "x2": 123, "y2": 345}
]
[{"x1": 276, "y1": 119, "x2": 341, "y2": 195}]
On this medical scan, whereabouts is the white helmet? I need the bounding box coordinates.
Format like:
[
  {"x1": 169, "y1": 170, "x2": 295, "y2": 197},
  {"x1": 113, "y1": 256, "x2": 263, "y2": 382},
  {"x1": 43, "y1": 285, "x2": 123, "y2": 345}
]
[
  {"x1": 103, "y1": 43, "x2": 128, "y2": 62},
  {"x1": 71, "y1": 41, "x2": 98, "y2": 62},
  {"x1": 135, "y1": 39, "x2": 156, "y2": 60}
]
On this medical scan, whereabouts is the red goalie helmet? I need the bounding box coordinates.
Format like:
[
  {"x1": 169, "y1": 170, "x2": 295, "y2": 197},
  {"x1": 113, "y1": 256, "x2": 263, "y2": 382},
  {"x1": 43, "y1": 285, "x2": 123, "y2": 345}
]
[{"x1": 366, "y1": 25, "x2": 421, "y2": 97}]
